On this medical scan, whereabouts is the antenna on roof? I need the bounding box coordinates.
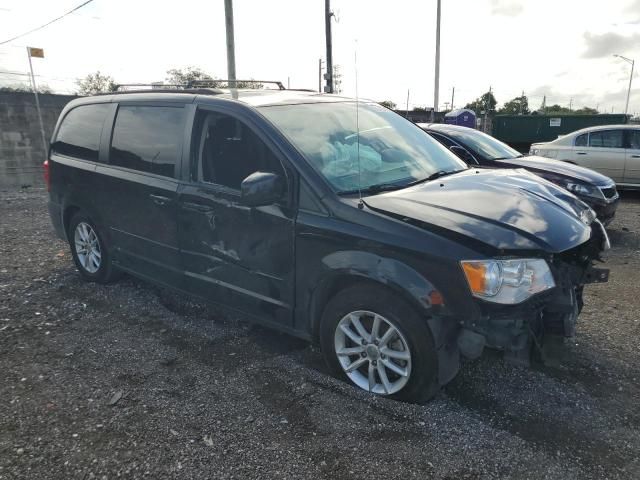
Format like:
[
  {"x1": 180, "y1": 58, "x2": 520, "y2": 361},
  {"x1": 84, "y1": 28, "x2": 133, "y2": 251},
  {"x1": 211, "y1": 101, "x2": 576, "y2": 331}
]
[{"x1": 355, "y1": 42, "x2": 364, "y2": 210}]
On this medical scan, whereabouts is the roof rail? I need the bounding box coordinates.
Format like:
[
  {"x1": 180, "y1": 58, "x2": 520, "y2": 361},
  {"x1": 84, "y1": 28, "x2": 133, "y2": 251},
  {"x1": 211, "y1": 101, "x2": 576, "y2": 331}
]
[
  {"x1": 115, "y1": 83, "x2": 186, "y2": 92},
  {"x1": 114, "y1": 80, "x2": 286, "y2": 92},
  {"x1": 190, "y1": 79, "x2": 285, "y2": 90}
]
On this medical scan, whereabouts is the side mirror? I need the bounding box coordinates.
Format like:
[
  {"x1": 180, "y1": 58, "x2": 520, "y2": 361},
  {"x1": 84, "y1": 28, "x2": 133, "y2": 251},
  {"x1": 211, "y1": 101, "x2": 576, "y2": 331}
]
[
  {"x1": 450, "y1": 145, "x2": 476, "y2": 164},
  {"x1": 240, "y1": 171, "x2": 284, "y2": 207}
]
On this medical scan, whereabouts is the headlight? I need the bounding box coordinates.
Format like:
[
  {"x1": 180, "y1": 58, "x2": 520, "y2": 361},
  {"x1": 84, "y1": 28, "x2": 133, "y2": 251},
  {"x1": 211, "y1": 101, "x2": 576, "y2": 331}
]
[
  {"x1": 530, "y1": 148, "x2": 539, "y2": 155},
  {"x1": 461, "y1": 259, "x2": 555, "y2": 304},
  {"x1": 565, "y1": 182, "x2": 602, "y2": 200}
]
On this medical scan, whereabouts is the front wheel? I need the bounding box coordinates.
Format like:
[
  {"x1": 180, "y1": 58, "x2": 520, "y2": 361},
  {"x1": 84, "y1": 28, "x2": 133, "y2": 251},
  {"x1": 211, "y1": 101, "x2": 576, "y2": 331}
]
[{"x1": 319, "y1": 284, "x2": 440, "y2": 403}]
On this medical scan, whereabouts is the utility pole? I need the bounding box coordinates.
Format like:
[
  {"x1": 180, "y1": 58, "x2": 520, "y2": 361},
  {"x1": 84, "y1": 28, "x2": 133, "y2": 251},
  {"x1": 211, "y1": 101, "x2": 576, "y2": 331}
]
[
  {"x1": 26, "y1": 47, "x2": 47, "y2": 156},
  {"x1": 318, "y1": 58, "x2": 324, "y2": 92},
  {"x1": 614, "y1": 54, "x2": 635, "y2": 117},
  {"x1": 569, "y1": 97, "x2": 573, "y2": 112},
  {"x1": 406, "y1": 89, "x2": 410, "y2": 118},
  {"x1": 432, "y1": 0, "x2": 442, "y2": 122},
  {"x1": 519, "y1": 90, "x2": 524, "y2": 115},
  {"x1": 451, "y1": 86, "x2": 455, "y2": 111},
  {"x1": 224, "y1": 0, "x2": 236, "y2": 88},
  {"x1": 324, "y1": 0, "x2": 334, "y2": 93}
]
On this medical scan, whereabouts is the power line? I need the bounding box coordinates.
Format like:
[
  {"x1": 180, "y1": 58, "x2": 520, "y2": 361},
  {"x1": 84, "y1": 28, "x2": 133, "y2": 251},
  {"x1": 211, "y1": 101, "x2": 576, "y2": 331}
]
[{"x1": 0, "y1": 0, "x2": 95, "y2": 46}]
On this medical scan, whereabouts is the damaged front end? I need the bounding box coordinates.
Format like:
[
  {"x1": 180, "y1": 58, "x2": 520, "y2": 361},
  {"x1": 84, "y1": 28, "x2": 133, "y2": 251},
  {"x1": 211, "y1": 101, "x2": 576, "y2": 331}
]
[{"x1": 457, "y1": 219, "x2": 610, "y2": 365}]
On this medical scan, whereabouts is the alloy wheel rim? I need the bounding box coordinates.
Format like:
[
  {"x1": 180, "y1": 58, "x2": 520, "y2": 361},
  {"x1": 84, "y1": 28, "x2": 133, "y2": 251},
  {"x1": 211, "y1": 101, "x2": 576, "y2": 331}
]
[
  {"x1": 74, "y1": 222, "x2": 101, "y2": 274},
  {"x1": 334, "y1": 310, "x2": 412, "y2": 395}
]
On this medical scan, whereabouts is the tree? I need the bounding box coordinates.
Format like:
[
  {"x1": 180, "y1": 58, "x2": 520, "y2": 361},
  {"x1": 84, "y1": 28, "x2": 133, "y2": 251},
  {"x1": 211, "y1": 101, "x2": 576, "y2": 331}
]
[
  {"x1": 465, "y1": 91, "x2": 497, "y2": 116},
  {"x1": 574, "y1": 107, "x2": 599, "y2": 115},
  {"x1": 165, "y1": 67, "x2": 218, "y2": 87},
  {"x1": 165, "y1": 67, "x2": 263, "y2": 89},
  {"x1": 76, "y1": 71, "x2": 117, "y2": 95},
  {"x1": 0, "y1": 83, "x2": 52, "y2": 93},
  {"x1": 498, "y1": 95, "x2": 530, "y2": 115},
  {"x1": 378, "y1": 100, "x2": 397, "y2": 109},
  {"x1": 541, "y1": 104, "x2": 598, "y2": 115}
]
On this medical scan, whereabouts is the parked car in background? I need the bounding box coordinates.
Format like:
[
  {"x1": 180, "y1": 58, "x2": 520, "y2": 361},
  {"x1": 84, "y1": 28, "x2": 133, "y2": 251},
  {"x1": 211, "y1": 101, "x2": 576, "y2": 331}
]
[
  {"x1": 47, "y1": 89, "x2": 609, "y2": 403},
  {"x1": 529, "y1": 124, "x2": 640, "y2": 189},
  {"x1": 418, "y1": 123, "x2": 620, "y2": 225}
]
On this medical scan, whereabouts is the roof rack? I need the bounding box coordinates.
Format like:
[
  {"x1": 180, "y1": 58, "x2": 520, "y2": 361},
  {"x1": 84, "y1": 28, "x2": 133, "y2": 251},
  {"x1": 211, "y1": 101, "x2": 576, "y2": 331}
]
[
  {"x1": 190, "y1": 79, "x2": 285, "y2": 90},
  {"x1": 114, "y1": 80, "x2": 286, "y2": 92}
]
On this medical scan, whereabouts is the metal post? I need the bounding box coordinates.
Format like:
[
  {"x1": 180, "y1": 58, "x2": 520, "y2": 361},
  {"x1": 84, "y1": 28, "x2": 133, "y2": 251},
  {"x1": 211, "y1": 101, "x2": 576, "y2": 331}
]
[
  {"x1": 318, "y1": 58, "x2": 324, "y2": 92},
  {"x1": 406, "y1": 89, "x2": 410, "y2": 118},
  {"x1": 624, "y1": 59, "x2": 634, "y2": 117},
  {"x1": 451, "y1": 86, "x2": 455, "y2": 110},
  {"x1": 432, "y1": 0, "x2": 441, "y2": 122},
  {"x1": 26, "y1": 47, "x2": 47, "y2": 156},
  {"x1": 224, "y1": 0, "x2": 236, "y2": 88},
  {"x1": 324, "y1": 0, "x2": 333, "y2": 93}
]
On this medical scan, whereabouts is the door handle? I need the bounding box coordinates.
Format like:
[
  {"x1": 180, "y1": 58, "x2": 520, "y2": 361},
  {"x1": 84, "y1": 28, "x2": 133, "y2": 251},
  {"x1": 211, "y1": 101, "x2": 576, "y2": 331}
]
[
  {"x1": 181, "y1": 201, "x2": 213, "y2": 213},
  {"x1": 150, "y1": 194, "x2": 172, "y2": 206},
  {"x1": 576, "y1": 152, "x2": 587, "y2": 155},
  {"x1": 631, "y1": 155, "x2": 640, "y2": 158}
]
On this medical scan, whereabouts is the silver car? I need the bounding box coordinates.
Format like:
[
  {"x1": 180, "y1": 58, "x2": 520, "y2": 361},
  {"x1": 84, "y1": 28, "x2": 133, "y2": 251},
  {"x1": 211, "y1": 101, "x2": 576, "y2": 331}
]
[{"x1": 530, "y1": 125, "x2": 640, "y2": 188}]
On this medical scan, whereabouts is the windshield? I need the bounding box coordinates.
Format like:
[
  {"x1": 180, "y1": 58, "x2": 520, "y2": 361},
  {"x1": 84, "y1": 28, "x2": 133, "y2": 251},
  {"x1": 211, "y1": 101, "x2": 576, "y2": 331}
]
[
  {"x1": 440, "y1": 127, "x2": 521, "y2": 161},
  {"x1": 259, "y1": 102, "x2": 467, "y2": 193}
]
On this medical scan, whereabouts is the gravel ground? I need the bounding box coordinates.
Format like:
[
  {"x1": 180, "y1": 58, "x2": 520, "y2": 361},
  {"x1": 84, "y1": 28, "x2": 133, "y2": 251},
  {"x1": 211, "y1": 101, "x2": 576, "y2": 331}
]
[{"x1": 1, "y1": 188, "x2": 639, "y2": 479}]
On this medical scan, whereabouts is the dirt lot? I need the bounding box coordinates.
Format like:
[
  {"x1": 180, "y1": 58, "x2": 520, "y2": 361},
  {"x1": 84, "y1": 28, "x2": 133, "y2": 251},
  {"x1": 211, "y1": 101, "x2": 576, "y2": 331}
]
[{"x1": 1, "y1": 188, "x2": 639, "y2": 479}]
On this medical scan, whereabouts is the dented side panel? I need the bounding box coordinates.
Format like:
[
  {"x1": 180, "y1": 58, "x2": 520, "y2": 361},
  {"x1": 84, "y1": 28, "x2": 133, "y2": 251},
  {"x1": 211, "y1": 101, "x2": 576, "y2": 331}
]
[{"x1": 178, "y1": 183, "x2": 296, "y2": 326}]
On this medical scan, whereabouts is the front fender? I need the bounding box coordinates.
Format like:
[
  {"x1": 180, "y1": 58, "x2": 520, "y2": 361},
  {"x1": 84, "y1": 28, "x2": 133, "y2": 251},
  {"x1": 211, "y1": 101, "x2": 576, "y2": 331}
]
[
  {"x1": 306, "y1": 250, "x2": 458, "y2": 349},
  {"x1": 305, "y1": 250, "x2": 460, "y2": 385}
]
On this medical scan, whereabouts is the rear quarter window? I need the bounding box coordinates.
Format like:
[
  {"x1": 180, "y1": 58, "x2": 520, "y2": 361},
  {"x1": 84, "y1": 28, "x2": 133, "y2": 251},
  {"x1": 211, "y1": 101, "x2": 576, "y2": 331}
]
[
  {"x1": 110, "y1": 105, "x2": 186, "y2": 178},
  {"x1": 574, "y1": 133, "x2": 587, "y2": 147},
  {"x1": 51, "y1": 103, "x2": 110, "y2": 161}
]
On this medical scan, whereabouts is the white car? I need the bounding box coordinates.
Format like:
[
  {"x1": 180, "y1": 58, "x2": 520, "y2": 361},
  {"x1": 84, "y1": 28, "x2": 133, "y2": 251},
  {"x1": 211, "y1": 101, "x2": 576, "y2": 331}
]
[{"x1": 530, "y1": 124, "x2": 640, "y2": 188}]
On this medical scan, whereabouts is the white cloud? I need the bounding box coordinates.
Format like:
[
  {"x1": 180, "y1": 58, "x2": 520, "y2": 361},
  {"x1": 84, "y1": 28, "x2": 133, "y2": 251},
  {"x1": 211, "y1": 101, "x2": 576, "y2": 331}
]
[
  {"x1": 582, "y1": 32, "x2": 640, "y2": 58},
  {"x1": 490, "y1": 0, "x2": 524, "y2": 16}
]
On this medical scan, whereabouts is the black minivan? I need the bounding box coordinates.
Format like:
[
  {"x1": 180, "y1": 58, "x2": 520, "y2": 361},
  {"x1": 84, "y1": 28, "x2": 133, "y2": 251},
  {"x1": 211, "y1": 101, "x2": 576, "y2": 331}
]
[{"x1": 47, "y1": 89, "x2": 609, "y2": 402}]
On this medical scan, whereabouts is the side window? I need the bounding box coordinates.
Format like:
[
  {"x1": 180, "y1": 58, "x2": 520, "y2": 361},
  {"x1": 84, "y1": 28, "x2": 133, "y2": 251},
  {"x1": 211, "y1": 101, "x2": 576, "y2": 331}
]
[
  {"x1": 575, "y1": 133, "x2": 588, "y2": 147},
  {"x1": 52, "y1": 104, "x2": 110, "y2": 161},
  {"x1": 299, "y1": 178, "x2": 324, "y2": 213},
  {"x1": 629, "y1": 130, "x2": 640, "y2": 150},
  {"x1": 193, "y1": 111, "x2": 284, "y2": 190},
  {"x1": 110, "y1": 105, "x2": 185, "y2": 178},
  {"x1": 429, "y1": 132, "x2": 456, "y2": 148},
  {"x1": 588, "y1": 130, "x2": 623, "y2": 148}
]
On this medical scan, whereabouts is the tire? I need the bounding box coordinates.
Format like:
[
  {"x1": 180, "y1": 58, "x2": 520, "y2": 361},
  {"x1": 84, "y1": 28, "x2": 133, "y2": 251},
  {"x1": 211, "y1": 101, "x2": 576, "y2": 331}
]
[
  {"x1": 68, "y1": 212, "x2": 120, "y2": 284},
  {"x1": 319, "y1": 284, "x2": 439, "y2": 403}
]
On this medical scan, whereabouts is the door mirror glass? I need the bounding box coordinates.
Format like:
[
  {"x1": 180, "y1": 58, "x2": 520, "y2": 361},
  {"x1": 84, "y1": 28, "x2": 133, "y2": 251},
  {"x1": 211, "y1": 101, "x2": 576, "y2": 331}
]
[
  {"x1": 240, "y1": 171, "x2": 284, "y2": 207},
  {"x1": 450, "y1": 145, "x2": 476, "y2": 164}
]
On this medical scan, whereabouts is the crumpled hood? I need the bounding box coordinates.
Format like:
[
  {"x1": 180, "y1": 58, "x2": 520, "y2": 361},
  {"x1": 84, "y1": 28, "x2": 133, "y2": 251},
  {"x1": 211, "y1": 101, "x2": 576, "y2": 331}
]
[
  {"x1": 364, "y1": 169, "x2": 592, "y2": 253},
  {"x1": 496, "y1": 155, "x2": 614, "y2": 186}
]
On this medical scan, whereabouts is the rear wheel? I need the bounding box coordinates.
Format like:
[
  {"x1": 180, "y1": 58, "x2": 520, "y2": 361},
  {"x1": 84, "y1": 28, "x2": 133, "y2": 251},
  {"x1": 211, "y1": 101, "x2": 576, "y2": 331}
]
[
  {"x1": 68, "y1": 212, "x2": 120, "y2": 284},
  {"x1": 320, "y1": 284, "x2": 439, "y2": 403}
]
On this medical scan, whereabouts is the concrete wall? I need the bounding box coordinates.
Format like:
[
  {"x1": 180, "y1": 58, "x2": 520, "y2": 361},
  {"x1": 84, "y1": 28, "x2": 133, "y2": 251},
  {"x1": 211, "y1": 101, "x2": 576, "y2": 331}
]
[{"x1": 0, "y1": 91, "x2": 78, "y2": 189}]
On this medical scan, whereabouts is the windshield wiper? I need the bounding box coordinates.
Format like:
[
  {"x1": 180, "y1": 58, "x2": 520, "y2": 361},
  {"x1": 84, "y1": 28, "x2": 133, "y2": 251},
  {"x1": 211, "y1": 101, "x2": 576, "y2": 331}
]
[
  {"x1": 338, "y1": 169, "x2": 467, "y2": 196},
  {"x1": 338, "y1": 183, "x2": 406, "y2": 195},
  {"x1": 492, "y1": 155, "x2": 523, "y2": 160},
  {"x1": 410, "y1": 168, "x2": 467, "y2": 184}
]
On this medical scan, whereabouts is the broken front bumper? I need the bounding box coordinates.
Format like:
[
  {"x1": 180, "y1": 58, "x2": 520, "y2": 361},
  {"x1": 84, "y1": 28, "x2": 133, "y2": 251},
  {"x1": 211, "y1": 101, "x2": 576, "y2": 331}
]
[{"x1": 457, "y1": 225, "x2": 610, "y2": 362}]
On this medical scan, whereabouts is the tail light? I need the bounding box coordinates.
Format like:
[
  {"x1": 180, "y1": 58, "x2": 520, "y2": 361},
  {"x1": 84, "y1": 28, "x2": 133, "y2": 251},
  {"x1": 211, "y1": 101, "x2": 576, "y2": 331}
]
[{"x1": 43, "y1": 159, "x2": 50, "y2": 191}]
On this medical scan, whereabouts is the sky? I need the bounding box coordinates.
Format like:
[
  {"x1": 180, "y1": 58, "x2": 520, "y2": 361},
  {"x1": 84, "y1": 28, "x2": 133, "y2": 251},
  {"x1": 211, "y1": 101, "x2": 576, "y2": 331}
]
[{"x1": 0, "y1": 0, "x2": 638, "y2": 115}]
